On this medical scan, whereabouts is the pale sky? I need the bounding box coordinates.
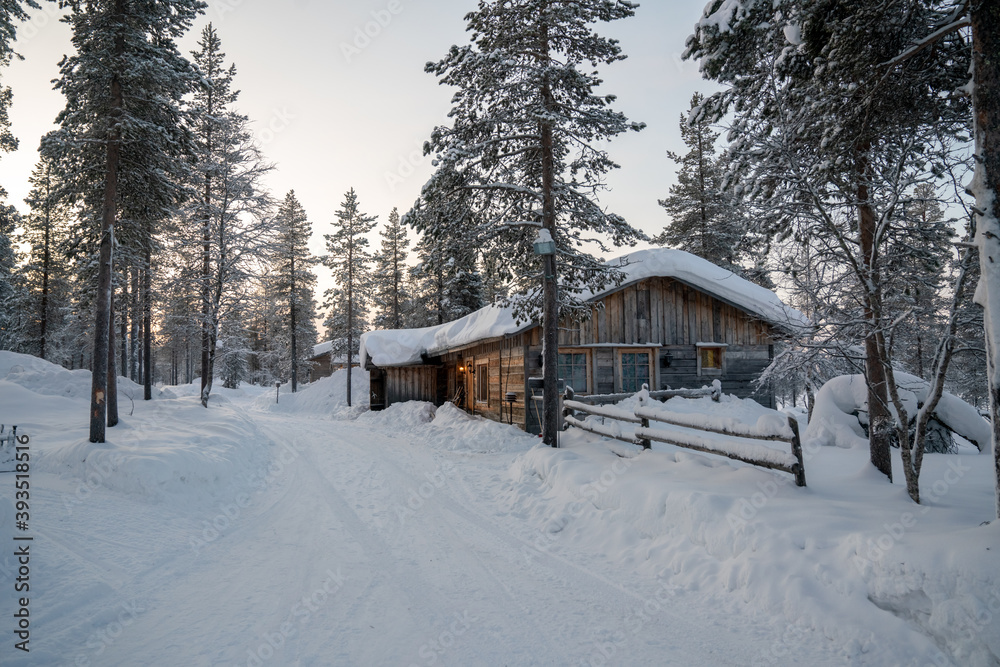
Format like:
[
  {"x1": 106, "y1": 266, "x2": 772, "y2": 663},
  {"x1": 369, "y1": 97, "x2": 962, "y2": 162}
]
[{"x1": 0, "y1": 0, "x2": 713, "y2": 294}]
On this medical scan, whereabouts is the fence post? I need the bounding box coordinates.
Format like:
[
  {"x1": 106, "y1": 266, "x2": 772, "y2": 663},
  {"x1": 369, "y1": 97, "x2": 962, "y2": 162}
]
[
  {"x1": 562, "y1": 386, "x2": 574, "y2": 430},
  {"x1": 787, "y1": 415, "x2": 807, "y2": 487},
  {"x1": 637, "y1": 385, "x2": 651, "y2": 450}
]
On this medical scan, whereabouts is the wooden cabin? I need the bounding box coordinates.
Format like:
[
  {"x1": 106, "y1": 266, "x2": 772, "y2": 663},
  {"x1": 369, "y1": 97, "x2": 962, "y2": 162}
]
[
  {"x1": 308, "y1": 341, "x2": 359, "y2": 382},
  {"x1": 361, "y1": 249, "x2": 807, "y2": 434}
]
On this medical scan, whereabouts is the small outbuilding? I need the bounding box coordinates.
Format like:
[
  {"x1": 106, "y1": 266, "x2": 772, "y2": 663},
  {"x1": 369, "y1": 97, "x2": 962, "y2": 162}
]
[
  {"x1": 308, "y1": 340, "x2": 359, "y2": 383},
  {"x1": 360, "y1": 248, "x2": 808, "y2": 434}
]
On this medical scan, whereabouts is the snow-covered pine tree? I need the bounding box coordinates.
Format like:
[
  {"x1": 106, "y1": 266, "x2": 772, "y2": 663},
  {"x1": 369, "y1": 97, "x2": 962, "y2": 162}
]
[
  {"x1": 17, "y1": 157, "x2": 72, "y2": 360},
  {"x1": 686, "y1": 0, "x2": 970, "y2": 483},
  {"x1": 0, "y1": 202, "x2": 26, "y2": 351},
  {"x1": 323, "y1": 188, "x2": 376, "y2": 407},
  {"x1": 423, "y1": 0, "x2": 645, "y2": 445},
  {"x1": 408, "y1": 229, "x2": 485, "y2": 328},
  {"x1": 406, "y1": 178, "x2": 486, "y2": 327},
  {"x1": 271, "y1": 190, "x2": 318, "y2": 392},
  {"x1": 372, "y1": 207, "x2": 410, "y2": 330},
  {"x1": 883, "y1": 183, "x2": 955, "y2": 380},
  {"x1": 42, "y1": 0, "x2": 205, "y2": 441},
  {"x1": 653, "y1": 92, "x2": 744, "y2": 269},
  {"x1": 0, "y1": 0, "x2": 40, "y2": 162},
  {"x1": 186, "y1": 23, "x2": 273, "y2": 407}
]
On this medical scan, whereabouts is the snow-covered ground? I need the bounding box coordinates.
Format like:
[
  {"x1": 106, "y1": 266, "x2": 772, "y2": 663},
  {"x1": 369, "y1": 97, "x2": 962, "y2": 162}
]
[{"x1": 0, "y1": 350, "x2": 997, "y2": 666}]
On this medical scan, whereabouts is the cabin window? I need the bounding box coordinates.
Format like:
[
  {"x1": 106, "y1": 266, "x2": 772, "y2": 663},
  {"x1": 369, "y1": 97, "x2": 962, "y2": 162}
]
[
  {"x1": 475, "y1": 362, "x2": 489, "y2": 404},
  {"x1": 696, "y1": 343, "x2": 727, "y2": 375},
  {"x1": 620, "y1": 351, "x2": 651, "y2": 393},
  {"x1": 558, "y1": 351, "x2": 589, "y2": 394}
]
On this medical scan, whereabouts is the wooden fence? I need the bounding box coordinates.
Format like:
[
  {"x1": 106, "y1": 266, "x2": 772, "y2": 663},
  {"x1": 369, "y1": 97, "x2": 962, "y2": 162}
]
[{"x1": 562, "y1": 386, "x2": 807, "y2": 487}]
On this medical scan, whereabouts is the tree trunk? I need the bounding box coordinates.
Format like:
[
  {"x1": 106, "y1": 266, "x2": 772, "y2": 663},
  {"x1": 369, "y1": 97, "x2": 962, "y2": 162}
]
[
  {"x1": 107, "y1": 288, "x2": 119, "y2": 427},
  {"x1": 40, "y1": 192, "x2": 50, "y2": 360},
  {"x1": 290, "y1": 250, "x2": 298, "y2": 393},
  {"x1": 539, "y1": 17, "x2": 559, "y2": 448},
  {"x1": 143, "y1": 239, "x2": 152, "y2": 400},
  {"x1": 858, "y1": 160, "x2": 893, "y2": 481},
  {"x1": 120, "y1": 279, "x2": 127, "y2": 376},
  {"x1": 130, "y1": 265, "x2": 139, "y2": 381},
  {"x1": 89, "y1": 5, "x2": 124, "y2": 442},
  {"x1": 346, "y1": 243, "x2": 353, "y2": 408},
  {"x1": 971, "y1": 0, "x2": 1000, "y2": 519}
]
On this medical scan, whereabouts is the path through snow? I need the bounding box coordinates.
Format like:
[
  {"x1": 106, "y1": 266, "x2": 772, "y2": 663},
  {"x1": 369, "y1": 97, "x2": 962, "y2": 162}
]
[{"x1": 2, "y1": 398, "x2": 848, "y2": 666}]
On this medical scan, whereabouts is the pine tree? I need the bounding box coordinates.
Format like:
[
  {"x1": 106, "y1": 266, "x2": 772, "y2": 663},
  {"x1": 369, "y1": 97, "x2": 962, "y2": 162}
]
[
  {"x1": 17, "y1": 158, "x2": 72, "y2": 360},
  {"x1": 423, "y1": 0, "x2": 645, "y2": 446},
  {"x1": 653, "y1": 93, "x2": 744, "y2": 268},
  {"x1": 323, "y1": 188, "x2": 376, "y2": 407},
  {"x1": 0, "y1": 202, "x2": 26, "y2": 351},
  {"x1": 372, "y1": 207, "x2": 410, "y2": 330},
  {"x1": 42, "y1": 0, "x2": 206, "y2": 441},
  {"x1": 408, "y1": 230, "x2": 484, "y2": 327},
  {"x1": 186, "y1": 23, "x2": 273, "y2": 407},
  {"x1": 271, "y1": 190, "x2": 318, "y2": 392},
  {"x1": 884, "y1": 183, "x2": 955, "y2": 379}
]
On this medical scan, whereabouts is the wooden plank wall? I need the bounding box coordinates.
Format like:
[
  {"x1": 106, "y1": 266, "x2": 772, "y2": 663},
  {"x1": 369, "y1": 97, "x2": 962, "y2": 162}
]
[
  {"x1": 385, "y1": 366, "x2": 439, "y2": 406},
  {"x1": 558, "y1": 277, "x2": 773, "y2": 347},
  {"x1": 450, "y1": 330, "x2": 541, "y2": 430}
]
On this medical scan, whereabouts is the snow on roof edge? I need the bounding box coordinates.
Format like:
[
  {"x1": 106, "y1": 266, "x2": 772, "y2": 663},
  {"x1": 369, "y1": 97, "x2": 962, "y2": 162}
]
[{"x1": 361, "y1": 248, "x2": 809, "y2": 368}]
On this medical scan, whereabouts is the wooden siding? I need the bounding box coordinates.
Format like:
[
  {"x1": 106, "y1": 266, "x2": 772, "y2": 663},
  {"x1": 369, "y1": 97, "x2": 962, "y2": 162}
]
[
  {"x1": 373, "y1": 276, "x2": 782, "y2": 423},
  {"x1": 385, "y1": 366, "x2": 439, "y2": 406},
  {"x1": 558, "y1": 277, "x2": 773, "y2": 347}
]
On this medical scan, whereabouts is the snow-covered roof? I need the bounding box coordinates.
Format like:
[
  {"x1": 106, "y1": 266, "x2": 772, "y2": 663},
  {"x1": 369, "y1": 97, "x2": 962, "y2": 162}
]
[
  {"x1": 312, "y1": 340, "x2": 334, "y2": 357},
  {"x1": 310, "y1": 341, "x2": 358, "y2": 363},
  {"x1": 361, "y1": 248, "x2": 809, "y2": 368}
]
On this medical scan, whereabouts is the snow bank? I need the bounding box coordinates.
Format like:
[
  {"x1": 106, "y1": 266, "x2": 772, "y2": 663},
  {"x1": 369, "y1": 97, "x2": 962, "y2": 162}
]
[
  {"x1": 426, "y1": 402, "x2": 540, "y2": 454},
  {"x1": 360, "y1": 247, "x2": 809, "y2": 368},
  {"x1": 506, "y1": 403, "x2": 1000, "y2": 666},
  {"x1": 249, "y1": 368, "x2": 370, "y2": 418},
  {"x1": 359, "y1": 400, "x2": 539, "y2": 454},
  {"x1": 0, "y1": 350, "x2": 144, "y2": 401},
  {"x1": 356, "y1": 400, "x2": 436, "y2": 428},
  {"x1": 0, "y1": 351, "x2": 274, "y2": 507},
  {"x1": 804, "y1": 374, "x2": 991, "y2": 452}
]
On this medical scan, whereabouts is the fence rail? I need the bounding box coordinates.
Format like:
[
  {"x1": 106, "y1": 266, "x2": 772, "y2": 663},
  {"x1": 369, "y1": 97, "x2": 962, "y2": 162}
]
[{"x1": 561, "y1": 386, "x2": 806, "y2": 487}]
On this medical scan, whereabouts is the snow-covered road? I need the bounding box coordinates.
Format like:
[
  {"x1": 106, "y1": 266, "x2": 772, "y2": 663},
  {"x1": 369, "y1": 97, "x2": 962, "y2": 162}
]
[{"x1": 6, "y1": 402, "x2": 848, "y2": 666}]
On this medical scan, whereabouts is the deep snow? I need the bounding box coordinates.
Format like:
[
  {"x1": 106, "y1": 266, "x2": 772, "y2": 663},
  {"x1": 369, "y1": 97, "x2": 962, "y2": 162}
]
[{"x1": 0, "y1": 350, "x2": 997, "y2": 666}]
